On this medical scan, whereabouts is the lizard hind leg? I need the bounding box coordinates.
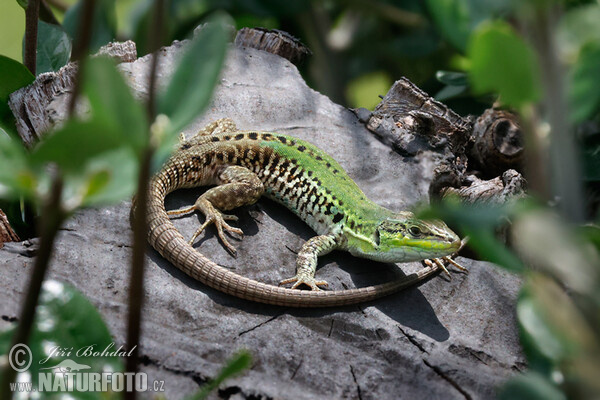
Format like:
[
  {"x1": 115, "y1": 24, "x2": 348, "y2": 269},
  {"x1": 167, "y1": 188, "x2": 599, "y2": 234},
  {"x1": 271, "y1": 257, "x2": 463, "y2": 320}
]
[{"x1": 170, "y1": 165, "x2": 264, "y2": 256}]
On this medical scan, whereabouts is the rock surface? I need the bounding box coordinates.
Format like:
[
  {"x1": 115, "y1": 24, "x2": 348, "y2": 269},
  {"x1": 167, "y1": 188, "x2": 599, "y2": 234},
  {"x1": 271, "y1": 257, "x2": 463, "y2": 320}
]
[{"x1": 0, "y1": 40, "x2": 524, "y2": 399}]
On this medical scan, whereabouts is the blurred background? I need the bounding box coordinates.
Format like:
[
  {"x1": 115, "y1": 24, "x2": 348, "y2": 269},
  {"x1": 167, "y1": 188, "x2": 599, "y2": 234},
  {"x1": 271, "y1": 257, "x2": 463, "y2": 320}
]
[{"x1": 0, "y1": 0, "x2": 502, "y2": 114}]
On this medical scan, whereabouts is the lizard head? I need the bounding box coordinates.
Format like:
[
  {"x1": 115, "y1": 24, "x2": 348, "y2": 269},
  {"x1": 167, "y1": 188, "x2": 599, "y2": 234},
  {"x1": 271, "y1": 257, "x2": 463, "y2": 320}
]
[{"x1": 348, "y1": 211, "x2": 462, "y2": 263}]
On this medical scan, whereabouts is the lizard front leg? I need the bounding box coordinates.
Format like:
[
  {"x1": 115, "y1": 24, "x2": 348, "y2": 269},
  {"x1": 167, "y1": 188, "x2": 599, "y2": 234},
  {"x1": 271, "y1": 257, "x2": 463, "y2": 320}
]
[
  {"x1": 168, "y1": 165, "x2": 264, "y2": 255},
  {"x1": 280, "y1": 234, "x2": 339, "y2": 290}
]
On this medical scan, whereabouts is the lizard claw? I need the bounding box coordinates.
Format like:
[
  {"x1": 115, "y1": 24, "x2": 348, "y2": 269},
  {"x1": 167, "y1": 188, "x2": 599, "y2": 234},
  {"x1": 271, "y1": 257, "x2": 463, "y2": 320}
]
[
  {"x1": 279, "y1": 275, "x2": 329, "y2": 291},
  {"x1": 423, "y1": 256, "x2": 468, "y2": 279},
  {"x1": 189, "y1": 210, "x2": 244, "y2": 255},
  {"x1": 423, "y1": 236, "x2": 468, "y2": 278}
]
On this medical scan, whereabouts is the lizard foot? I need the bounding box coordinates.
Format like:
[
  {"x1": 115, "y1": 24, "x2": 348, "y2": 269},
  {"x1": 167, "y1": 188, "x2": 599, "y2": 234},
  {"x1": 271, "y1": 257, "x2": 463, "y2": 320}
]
[
  {"x1": 279, "y1": 275, "x2": 329, "y2": 291},
  {"x1": 423, "y1": 236, "x2": 468, "y2": 279},
  {"x1": 189, "y1": 211, "x2": 243, "y2": 256},
  {"x1": 423, "y1": 256, "x2": 468, "y2": 279}
]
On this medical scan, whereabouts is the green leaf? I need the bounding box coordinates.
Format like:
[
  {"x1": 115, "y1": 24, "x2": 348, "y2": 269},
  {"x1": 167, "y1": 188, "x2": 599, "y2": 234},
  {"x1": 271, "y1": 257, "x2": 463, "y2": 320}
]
[
  {"x1": 577, "y1": 224, "x2": 600, "y2": 253},
  {"x1": 0, "y1": 55, "x2": 34, "y2": 129},
  {"x1": 436, "y1": 70, "x2": 468, "y2": 86},
  {"x1": 30, "y1": 20, "x2": 72, "y2": 74},
  {"x1": 30, "y1": 119, "x2": 139, "y2": 209},
  {"x1": 151, "y1": 116, "x2": 180, "y2": 174},
  {"x1": 425, "y1": 0, "x2": 471, "y2": 51},
  {"x1": 83, "y1": 56, "x2": 148, "y2": 153},
  {"x1": 0, "y1": 280, "x2": 122, "y2": 398},
  {"x1": 512, "y1": 209, "x2": 599, "y2": 295},
  {"x1": 425, "y1": 0, "x2": 511, "y2": 52},
  {"x1": 468, "y1": 20, "x2": 541, "y2": 107},
  {"x1": 157, "y1": 13, "x2": 229, "y2": 135},
  {"x1": 498, "y1": 372, "x2": 566, "y2": 400},
  {"x1": 63, "y1": 0, "x2": 117, "y2": 54},
  {"x1": 517, "y1": 273, "x2": 598, "y2": 382},
  {"x1": 435, "y1": 71, "x2": 469, "y2": 100},
  {"x1": 463, "y1": 227, "x2": 525, "y2": 272},
  {"x1": 189, "y1": 350, "x2": 252, "y2": 400},
  {"x1": 418, "y1": 199, "x2": 526, "y2": 272},
  {"x1": 517, "y1": 290, "x2": 566, "y2": 366},
  {"x1": 569, "y1": 43, "x2": 600, "y2": 123},
  {"x1": 0, "y1": 133, "x2": 34, "y2": 200},
  {"x1": 16, "y1": 0, "x2": 27, "y2": 8},
  {"x1": 30, "y1": 119, "x2": 124, "y2": 172},
  {"x1": 435, "y1": 84, "x2": 467, "y2": 101},
  {"x1": 79, "y1": 147, "x2": 138, "y2": 207}
]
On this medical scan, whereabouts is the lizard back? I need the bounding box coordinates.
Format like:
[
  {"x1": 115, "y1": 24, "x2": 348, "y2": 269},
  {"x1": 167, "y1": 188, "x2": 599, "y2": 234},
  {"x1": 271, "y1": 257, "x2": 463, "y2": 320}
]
[{"x1": 152, "y1": 131, "x2": 390, "y2": 236}]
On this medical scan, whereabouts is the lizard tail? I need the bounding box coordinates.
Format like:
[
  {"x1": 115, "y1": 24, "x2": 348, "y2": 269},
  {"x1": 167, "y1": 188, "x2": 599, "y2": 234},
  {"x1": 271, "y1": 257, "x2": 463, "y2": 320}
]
[{"x1": 146, "y1": 177, "x2": 440, "y2": 308}]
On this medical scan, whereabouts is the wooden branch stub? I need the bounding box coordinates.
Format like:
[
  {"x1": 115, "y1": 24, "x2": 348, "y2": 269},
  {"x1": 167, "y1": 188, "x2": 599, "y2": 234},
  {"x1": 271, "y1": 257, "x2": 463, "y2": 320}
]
[
  {"x1": 96, "y1": 40, "x2": 138, "y2": 63},
  {"x1": 8, "y1": 40, "x2": 138, "y2": 148},
  {"x1": 441, "y1": 169, "x2": 527, "y2": 204},
  {"x1": 235, "y1": 27, "x2": 312, "y2": 66},
  {"x1": 471, "y1": 108, "x2": 523, "y2": 177},
  {"x1": 361, "y1": 77, "x2": 472, "y2": 156},
  {"x1": 0, "y1": 209, "x2": 20, "y2": 249}
]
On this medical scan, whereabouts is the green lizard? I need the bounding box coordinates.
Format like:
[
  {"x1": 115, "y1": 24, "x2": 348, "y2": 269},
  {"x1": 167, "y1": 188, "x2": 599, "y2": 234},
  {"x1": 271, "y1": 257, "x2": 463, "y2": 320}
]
[{"x1": 147, "y1": 118, "x2": 466, "y2": 307}]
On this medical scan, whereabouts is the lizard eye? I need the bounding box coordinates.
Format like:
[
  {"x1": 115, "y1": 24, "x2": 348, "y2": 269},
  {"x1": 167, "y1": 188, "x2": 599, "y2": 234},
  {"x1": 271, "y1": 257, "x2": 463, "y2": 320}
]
[{"x1": 409, "y1": 226, "x2": 422, "y2": 236}]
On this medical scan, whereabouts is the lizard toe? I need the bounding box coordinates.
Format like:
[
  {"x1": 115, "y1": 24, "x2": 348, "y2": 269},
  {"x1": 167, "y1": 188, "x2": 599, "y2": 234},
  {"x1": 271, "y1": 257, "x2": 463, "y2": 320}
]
[{"x1": 279, "y1": 275, "x2": 328, "y2": 291}]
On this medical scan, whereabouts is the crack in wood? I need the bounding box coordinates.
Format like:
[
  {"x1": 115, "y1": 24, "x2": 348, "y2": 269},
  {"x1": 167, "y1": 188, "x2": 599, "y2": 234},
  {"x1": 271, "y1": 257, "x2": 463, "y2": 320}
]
[
  {"x1": 290, "y1": 358, "x2": 303, "y2": 380},
  {"x1": 349, "y1": 365, "x2": 363, "y2": 400},
  {"x1": 238, "y1": 313, "x2": 283, "y2": 336},
  {"x1": 285, "y1": 245, "x2": 298, "y2": 254},
  {"x1": 398, "y1": 326, "x2": 429, "y2": 354},
  {"x1": 327, "y1": 319, "x2": 334, "y2": 337},
  {"x1": 423, "y1": 359, "x2": 472, "y2": 400}
]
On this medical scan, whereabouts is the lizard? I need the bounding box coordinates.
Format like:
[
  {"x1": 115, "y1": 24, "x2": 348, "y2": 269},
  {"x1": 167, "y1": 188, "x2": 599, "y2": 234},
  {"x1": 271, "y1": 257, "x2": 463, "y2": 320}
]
[{"x1": 147, "y1": 118, "x2": 466, "y2": 307}]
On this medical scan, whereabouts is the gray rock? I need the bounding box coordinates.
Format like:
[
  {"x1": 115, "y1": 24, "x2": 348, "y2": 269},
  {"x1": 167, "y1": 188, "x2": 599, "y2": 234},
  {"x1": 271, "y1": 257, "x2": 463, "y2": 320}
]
[{"x1": 0, "y1": 40, "x2": 524, "y2": 399}]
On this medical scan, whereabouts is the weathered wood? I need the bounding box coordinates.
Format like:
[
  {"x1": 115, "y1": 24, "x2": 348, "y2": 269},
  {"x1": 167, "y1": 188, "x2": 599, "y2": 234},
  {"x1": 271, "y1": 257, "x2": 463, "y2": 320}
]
[
  {"x1": 442, "y1": 169, "x2": 526, "y2": 204},
  {"x1": 8, "y1": 40, "x2": 138, "y2": 148},
  {"x1": 235, "y1": 27, "x2": 312, "y2": 65},
  {"x1": 357, "y1": 77, "x2": 473, "y2": 201},
  {"x1": 471, "y1": 108, "x2": 523, "y2": 177},
  {"x1": 359, "y1": 78, "x2": 472, "y2": 160},
  {"x1": 358, "y1": 78, "x2": 528, "y2": 204},
  {"x1": 0, "y1": 209, "x2": 20, "y2": 249},
  {"x1": 364, "y1": 77, "x2": 472, "y2": 156}
]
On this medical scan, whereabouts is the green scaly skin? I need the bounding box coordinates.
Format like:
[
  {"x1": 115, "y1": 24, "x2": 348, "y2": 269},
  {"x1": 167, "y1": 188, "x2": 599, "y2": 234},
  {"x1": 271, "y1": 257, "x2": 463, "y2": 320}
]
[{"x1": 146, "y1": 118, "x2": 464, "y2": 307}]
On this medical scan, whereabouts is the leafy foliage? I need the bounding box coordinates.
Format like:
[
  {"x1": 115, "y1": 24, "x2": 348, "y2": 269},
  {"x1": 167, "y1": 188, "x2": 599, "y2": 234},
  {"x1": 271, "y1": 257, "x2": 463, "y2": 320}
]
[
  {"x1": 468, "y1": 20, "x2": 541, "y2": 107},
  {"x1": 28, "y1": 21, "x2": 72, "y2": 74},
  {"x1": 0, "y1": 281, "x2": 123, "y2": 399},
  {"x1": 83, "y1": 57, "x2": 148, "y2": 153},
  {"x1": 188, "y1": 351, "x2": 252, "y2": 400},
  {"x1": 0, "y1": 55, "x2": 34, "y2": 136},
  {"x1": 0, "y1": 8, "x2": 241, "y2": 397},
  {"x1": 426, "y1": 197, "x2": 600, "y2": 399},
  {"x1": 63, "y1": 0, "x2": 117, "y2": 53},
  {"x1": 568, "y1": 43, "x2": 600, "y2": 123},
  {"x1": 0, "y1": 53, "x2": 154, "y2": 227},
  {"x1": 157, "y1": 13, "x2": 230, "y2": 137},
  {"x1": 425, "y1": 0, "x2": 511, "y2": 52},
  {"x1": 152, "y1": 12, "x2": 229, "y2": 170}
]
